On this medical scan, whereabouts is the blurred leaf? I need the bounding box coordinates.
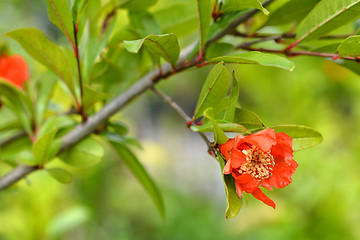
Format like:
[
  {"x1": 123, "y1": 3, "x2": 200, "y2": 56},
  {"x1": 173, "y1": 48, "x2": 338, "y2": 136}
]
[
  {"x1": 312, "y1": 43, "x2": 341, "y2": 53},
  {"x1": 83, "y1": 85, "x2": 109, "y2": 111},
  {"x1": 338, "y1": 35, "x2": 360, "y2": 57},
  {"x1": 296, "y1": 0, "x2": 360, "y2": 44},
  {"x1": 205, "y1": 42, "x2": 235, "y2": 59},
  {"x1": 46, "y1": 167, "x2": 73, "y2": 184},
  {"x1": 266, "y1": 0, "x2": 319, "y2": 26},
  {"x1": 191, "y1": 120, "x2": 250, "y2": 134},
  {"x1": 32, "y1": 128, "x2": 58, "y2": 165},
  {"x1": 59, "y1": 136, "x2": 104, "y2": 167},
  {"x1": 233, "y1": 107, "x2": 265, "y2": 131},
  {"x1": 6, "y1": 28, "x2": 76, "y2": 96},
  {"x1": 17, "y1": 150, "x2": 37, "y2": 166},
  {"x1": 221, "y1": 0, "x2": 269, "y2": 15},
  {"x1": 197, "y1": 0, "x2": 212, "y2": 52},
  {"x1": 104, "y1": 131, "x2": 142, "y2": 149},
  {"x1": 204, "y1": 108, "x2": 229, "y2": 144},
  {"x1": 208, "y1": 52, "x2": 295, "y2": 71},
  {"x1": 0, "y1": 135, "x2": 31, "y2": 164},
  {"x1": 38, "y1": 115, "x2": 76, "y2": 138},
  {"x1": 124, "y1": 33, "x2": 180, "y2": 69},
  {"x1": 340, "y1": 59, "x2": 360, "y2": 76},
  {"x1": 35, "y1": 77, "x2": 56, "y2": 127},
  {"x1": 217, "y1": 154, "x2": 242, "y2": 219},
  {"x1": 193, "y1": 62, "x2": 230, "y2": 119},
  {"x1": 271, "y1": 125, "x2": 323, "y2": 151},
  {"x1": 224, "y1": 71, "x2": 239, "y2": 121},
  {"x1": 128, "y1": 10, "x2": 162, "y2": 37},
  {"x1": 0, "y1": 80, "x2": 32, "y2": 134},
  {"x1": 153, "y1": 3, "x2": 198, "y2": 37},
  {"x1": 110, "y1": 142, "x2": 165, "y2": 220},
  {"x1": 122, "y1": 0, "x2": 157, "y2": 11},
  {"x1": 46, "y1": 0, "x2": 75, "y2": 46},
  {"x1": 108, "y1": 121, "x2": 129, "y2": 135},
  {"x1": 47, "y1": 206, "x2": 91, "y2": 238}
]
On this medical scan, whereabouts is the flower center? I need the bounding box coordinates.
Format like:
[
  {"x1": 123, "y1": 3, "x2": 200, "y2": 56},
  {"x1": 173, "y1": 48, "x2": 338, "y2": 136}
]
[{"x1": 238, "y1": 145, "x2": 275, "y2": 180}]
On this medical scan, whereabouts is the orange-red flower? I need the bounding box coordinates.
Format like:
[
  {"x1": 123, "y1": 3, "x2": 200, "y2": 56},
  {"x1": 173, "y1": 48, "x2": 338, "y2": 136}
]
[
  {"x1": 0, "y1": 54, "x2": 29, "y2": 89},
  {"x1": 219, "y1": 128, "x2": 297, "y2": 208}
]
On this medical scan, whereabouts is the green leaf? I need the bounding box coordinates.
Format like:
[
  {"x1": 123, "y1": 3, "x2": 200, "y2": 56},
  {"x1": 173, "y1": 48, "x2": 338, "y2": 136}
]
[
  {"x1": 46, "y1": 168, "x2": 73, "y2": 184},
  {"x1": 208, "y1": 52, "x2": 295, "y2": 71},
  {"x1": 83, "y1": 85, "x2": 109, "y2": 111},
  {"x1": 108, "y1": 121, "x2": 129, "y2": 135},
  {"x1": 46, "y1": 0, "x2": 75, "y2": 46},
  {"x1": 224, "y1": 71, "x2": 239, "y2": 121},
  {"x1": 32, "y1": 128, "x2": 58, "y2": 165},
  {"x1": 59, "y1": 136, "x2": 104, "y2": 167},
  {"x1": 0, "y1": 80, "x2": 33, "y2": 134},
  {"x1": 221, "y1": 0, "x2": 269, "y2": 15},
  {"x1": 122, "y1": 0, "x2": 157, "y2": 11},
  {"x1": 266, "y1": 0, "x2": 320, "y2": 26},
  {"x1": 233, "y1": 107, "x2": 265, "y2": 131},
  {"x1": 17, "y1": 150, "x2": 37, "y2": 166},
  {"x1": 338, "y1": 35, "x2": 360, "y2": 57},
  {"x1": 205, "y1": 42, "x2": 235, "y2": 59},
  {"x1": 193, "y1": 62, "x2": 230, "y2": 119},
  {"x1": 296, "y1": 0, "x2": 360, "y2": 44},
  {"x1": 197, "y1": 0, "x2": 212, "y2": 53},
  {"x1": 191, "y1": 120, "x2": 250, "y2": 134},
  {"x1": 340, "y1": 59, "x2": 360, "y2": 76},
  {"x1": 110, "y1": 142, "x2": 165, "y2": 220},
  {"x1": 6, "y1": 28, "x2": 76, "y2": 96},
  {"x1": 204, "y1": 108, "x2": 229, "y2": 145},
  {"x1": 124, "y1": 33, "x2": 180, "y2": 69},
  {"x1": 271, "y1": 125, "x2": 323, "y2": 151},
  {"x1": 217, "y1": 154, "x2": 242, "y2": 219},
  {"x1": 128, "y1": 10, "x2": 162, "y2": 37}
]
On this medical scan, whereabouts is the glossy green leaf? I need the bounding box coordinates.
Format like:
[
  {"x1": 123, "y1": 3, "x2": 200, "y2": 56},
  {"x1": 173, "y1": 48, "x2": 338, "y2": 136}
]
[
  {"x1": 191, "y1": 120, "x2": 250, "y2": 134},
  {"x1": 266, "y1": 0, "x2": 320, "y2": 26},
  {"x1": 193, "y1": 62, "x2": 230, "y2": 119},
  {"x1": 205, "y1": 42, "x2": 235, "y2": 59},
  {"x1": 338, "y1": 36, "x2": 360, "y2": 57},
  {"x1": 221, "y1": 0, "x2": 269, "y2": 15},
  {"x1": 32, "y1": 128, "x2": 58, "y2": 165},
  {"x1": 46, "y1": 0, "x2": 75, "y2": 46},
  {"x1": 0, "y1": 80, "x2": 32, "y2": 134},
  {"x1": 233, "y1": 107, "x2": 265, "y2": 131},
  {"x1": 208, "y1": 52, "x2": 295, "y2": 71},
  {"x1": 124, "y1": 33, "x2": 180, "y2": 69},
  {"x1": 110, "y1": 142, "x2": 165, "y2": 220},
  {"x1": 46, "y1": 168, "x2": 73, "y2": 184},
  {"x1": 128, "y1": 10, "x2": 162, "y2": 37},
  {"x1": 296, "y1": 0, "x2": 360, "y2": 44},
  {"x1": 60, "y1": 136, "x2": 104, "y2": 167},
  {"x1": 271, "y1": 125, "x2": 323, "y2": 151},
  {"x1": 224, "y1": 71, "x2": 239, "y2": 121},
  {"x1": 217, "y1": 154, "x2": 242, "y2": 219},
  {"x1": 6, "y1": 28, "x2": 76, "y2": 95},
  {"x1": 197, "y1": 0, "x2": 212, "y2": 52},
  {"x1": 204, "y1": 108, "x2": 229, "y2": 145},
  {"x1": 83, "y1": 85, "x2": 109, "y2": 111}
]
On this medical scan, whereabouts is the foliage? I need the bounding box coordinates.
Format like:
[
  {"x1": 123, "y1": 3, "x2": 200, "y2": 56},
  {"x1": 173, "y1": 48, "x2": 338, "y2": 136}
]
[{"x1": 1, "y1": 0, "x2": 360, "y2": 238}]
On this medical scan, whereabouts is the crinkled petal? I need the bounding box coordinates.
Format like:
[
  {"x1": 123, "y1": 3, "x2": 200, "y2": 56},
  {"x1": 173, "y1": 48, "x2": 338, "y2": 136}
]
[
  {"x1": 251, "y1": 188, "x2": 276, "y2": 209},
  {"x1": 271, "y1": 132, "x2": 293, "y2": 164},
  {"x1": 0, "y1": 55, "x2": 28, "y2": 89},
  {"x1": 235, "y1": 181, "x2": 243, "y2": 198},
  {"x1": 219, "y1": 138, "x2": 235, "y2": 160},
  {"x1": 229, "y1": 148, "x2": 247, "y2": 168},
  {"x1": 223, "y1": 160, "x2": 232, "y2": 174},
  {"x1": 233, "y1": 173, "x2": 259, "y2": 193},
  {"x1": 262, "y1": 156, "x2": 298, "y2": 189},
  {"x1": 244, "y1": 128, "x2": 277, "y2": 152}
]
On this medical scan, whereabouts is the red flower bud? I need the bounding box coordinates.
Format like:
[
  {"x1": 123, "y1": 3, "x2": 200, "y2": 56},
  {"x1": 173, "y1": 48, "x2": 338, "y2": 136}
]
[
  {"x1": 0, "y1": 54, "x2": 29, "y2": 89},
  {"x1": 219, "y1": 128, "x2": 298, "y2": 208}
]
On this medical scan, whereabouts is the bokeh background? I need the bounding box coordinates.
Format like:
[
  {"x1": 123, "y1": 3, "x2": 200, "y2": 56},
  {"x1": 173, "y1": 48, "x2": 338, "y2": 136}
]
[{"x1": 1, "y1": 0, "x2": 360, "y2": 239}]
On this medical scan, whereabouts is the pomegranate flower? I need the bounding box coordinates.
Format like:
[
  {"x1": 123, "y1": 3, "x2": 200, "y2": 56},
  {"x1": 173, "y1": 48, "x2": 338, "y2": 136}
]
[
  {"x1": 0, "y1": 53, "x2": 29, "y2": 89},
  {"x1": 219, "y1": 128, "x2": 297, "y2": 208}
]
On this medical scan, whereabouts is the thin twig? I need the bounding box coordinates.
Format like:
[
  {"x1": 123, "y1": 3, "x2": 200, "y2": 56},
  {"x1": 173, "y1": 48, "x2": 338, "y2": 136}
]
[
  {"x1": 151, "y1": 87, "x2": 211, "y2": 147},
  {"x1": 237, "y1": 46, "x2": 358, "y2": 61},
  {"x1": 232, "y1": 31, "x2": 352, "y2": 40}
]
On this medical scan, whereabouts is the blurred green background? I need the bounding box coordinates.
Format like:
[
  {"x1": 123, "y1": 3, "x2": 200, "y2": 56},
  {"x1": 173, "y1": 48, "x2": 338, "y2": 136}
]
[{"x1": 1, "y1": 0, "x2": 360, "y2": 239}]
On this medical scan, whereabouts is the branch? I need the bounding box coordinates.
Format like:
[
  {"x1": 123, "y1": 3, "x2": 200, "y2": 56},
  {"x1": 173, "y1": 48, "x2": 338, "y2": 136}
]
[
  {"x1": 0, "y1": 3, "x2": 271, "y2": 191},
  {"x1": 237, "y1": 46, "x2": 358, "y2": 61},
  {"x1": 232, "y1": 31, "x2": 352, "y2": 40}
]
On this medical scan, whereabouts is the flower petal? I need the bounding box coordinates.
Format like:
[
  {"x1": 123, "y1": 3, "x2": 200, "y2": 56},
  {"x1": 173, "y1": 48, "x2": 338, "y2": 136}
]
[
  {"x1": 244, "y1": 128, "x2": 277, "y2": 152},
  {"x1": 271, "y1": 132, "x2": 293, "y2": 164},
  {"x1": 233, "y1": 173, "x2": 259, "y2": 193},
  {"x1": 229, "y1": 148, "x2": 247, "y2": 168},
  {"x1": 251, "y1": 188, "x2": 276, "y2": 209},
  {"x1": 219, "y1": 138, "x2": 235, "y2": 160},
  {"x1": 0, "y1": 54, "x2": 29, "y2": 89},
  {"x1": 262, "y1": 156, "x2": 298, "y2": 189}
]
